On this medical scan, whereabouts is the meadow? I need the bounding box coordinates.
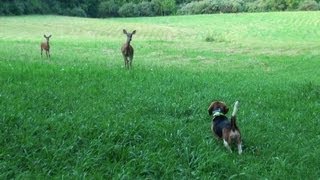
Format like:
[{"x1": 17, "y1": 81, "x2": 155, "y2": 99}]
[{"x1": 0, "y1": 12, "x2": 320, "y2": 179}]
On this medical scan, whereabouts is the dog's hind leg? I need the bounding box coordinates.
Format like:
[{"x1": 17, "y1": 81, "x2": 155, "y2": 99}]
[
  {"x1": 237, "y1": 136, "x2": 242, "y2": 154},
  {"x1": 223, "y1": 129, "x2": 232, "y2": 153},
  {"x1": 223, "y1": 139, "x2": 232, "y2": 153},
  {"x1": 238, "y1": 143, "x2": 242, "y2": 154}
]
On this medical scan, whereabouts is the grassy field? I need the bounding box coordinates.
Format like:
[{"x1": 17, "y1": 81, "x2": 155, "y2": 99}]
[{"x1": 0, "y1": 12, "x2": 320, "y2": 178}]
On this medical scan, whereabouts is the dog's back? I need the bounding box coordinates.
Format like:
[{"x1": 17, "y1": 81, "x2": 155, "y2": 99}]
[{"x1": 212, "y1": 116, "x2": 230, "y2": 138}]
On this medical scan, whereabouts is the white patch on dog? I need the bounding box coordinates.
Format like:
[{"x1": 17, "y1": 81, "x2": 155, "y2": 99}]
[
  {"x1": 232, "y1": 101, "x2": 239, "y2": 117},
  {"x1": 223, "y1": 139, "x2": 232, "y2": 152},
  {"x1": 238, "y1": 143, "x2": 243, "y2": 154}
]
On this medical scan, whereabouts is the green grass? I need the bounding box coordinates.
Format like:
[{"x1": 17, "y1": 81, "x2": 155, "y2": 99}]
[{"x1": 1, "y1": 12, "x2": 320, "y2": 178}]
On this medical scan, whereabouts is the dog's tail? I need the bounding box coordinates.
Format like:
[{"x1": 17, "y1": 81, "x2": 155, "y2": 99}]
[{"x1": 231, "y1": 101, "x2": 239, "y2": 131}]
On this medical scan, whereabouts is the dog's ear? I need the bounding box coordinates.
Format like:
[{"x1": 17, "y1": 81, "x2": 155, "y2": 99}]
[
  {"x1": 208, "y1": 102, "x2": 215, "y2": 116},
  {"x1": 222, "y1": 105, "x2": 229, "y2": 114}
]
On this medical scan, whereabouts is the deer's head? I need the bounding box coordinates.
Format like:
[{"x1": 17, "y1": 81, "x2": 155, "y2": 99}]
[
  {"x1": 44, "y1": 34, "x2": 52, "y2": 42},
  {"x1": 123, "y1": 29, "x2": 136, "y2": 43}
]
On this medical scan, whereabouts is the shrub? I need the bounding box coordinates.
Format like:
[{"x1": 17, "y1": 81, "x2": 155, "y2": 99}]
[
  {"x1": 220, "y1": 0, "x2": 235, "y2": 13},
  {"x1": 98, "y1": 0, "x2": 119, "y2": 17},
  {"x1": 298, "y1": 0, "x2": 320, "y2": 10},
  {"x1": 178, "y1": 0, "x2": 245, "y2": 15},
  {"x1": 178, "y1": 1, "x2": 201, "y2": 15},
  {"x1": 285, "y1": 0, "x2": 302, "y2": 10},
  {"x1": 205, "y1": 36, "x2": 215, "y2": 42},
  {"x1": 205, "y1": 32, "x2": 227, "y2": 42},
  {"x1": 0, "y1": 2, "x2": 11, "y2": 15},
  {"x1": 223, "y1": 0, "x2": 246, "y2": 14},
  {"x1": 161, "y1": 0, "x2": 177, "y2": 15},
  {"x1": 12, "y1": 0, "x2": 50, "y2": 15},
  {"x1": 266, "y1": 0, "x2": 288, "y2": 11},
  {"x1": 50, "y1": 2, "x2": 63, "y2": 15},
  {"x1": 10, "y1": 1, "x2": 25, "y2": 15},
  {"x1": 27, "y1": 0, "x2": 46, "y2": 14},
  {"x1": 135, "y1": 1, "x2": 157, "y2": 16},
  {"x1": 118, "y1": 3, "x2": 139, "y2": 17},
  {"x1": 246, "y1": 0, "x2": 273, "y2": 12},
  {"x1": 151, "y1": 0, "x2": 163, "y2": 15},
  {"x1": 178, "y1": 0, "x2": 220, "y2": 15},
  {"x1": 230, "y1": 0, "x2": 246, "y2": 12},
  {"x1": 69, "y1": 7, "x2": 87, "y2": 17}
]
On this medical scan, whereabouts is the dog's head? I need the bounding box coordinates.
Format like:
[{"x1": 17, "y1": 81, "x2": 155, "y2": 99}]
[{"x1": 208, "y1": 101, "x2": 229, "y2": 116}]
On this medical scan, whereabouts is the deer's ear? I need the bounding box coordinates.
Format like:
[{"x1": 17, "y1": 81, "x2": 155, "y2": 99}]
[
  {"x1": 123, "y1": 29, "x2": 127, "y2": 34},
  {"x1": 48, "y1": 35, "x2": 52, "y2": 38},
  {"x1": 132, "y1": 30, "x2": 136, "y2": 34},
  {"x1": 44, "y1": 35, "x2": 47, "y2": 38}
]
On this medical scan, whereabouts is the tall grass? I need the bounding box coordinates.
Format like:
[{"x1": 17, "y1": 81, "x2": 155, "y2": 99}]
[{"x1": 0, "y1": 12, "x2": 320, "y2": 178}]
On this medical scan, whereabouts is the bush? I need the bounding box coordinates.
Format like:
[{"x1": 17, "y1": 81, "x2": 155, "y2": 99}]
[
  {"x1": 298, "y1": 0, "x2": 320, "y2": 10},
  {"x1": 224, "y1": 0, "x2": 246, "y2": 13},
  {"x1": 177, "y1": 1, "x2": 195, "y2": 15},
  {"x1": 98, "y1": 0, "x2": 119, "y2": 17},
  {"x1": 151, "y1": 0, "x2": 163, "y2": 15},
  {"x1": 230, "y1": 0, "x2": 246, "y2": 12},
  {"x1": 26, "y1": 0, "x2": 45, "y2": 14},
  {"x1": 205, "y1": 34, "x2": 226, "y2": 42},
  {"x1": 12, "y1": 0, "x2": 50, "y2": 15},
  {"x1": 219, "y1": 0, "x2": 233, "y2": 13},
  {"x1": 69, "y1": 7, "x2": 87, "y2": 17},
  {"x1": 135, "y1": 1, "x2": 157, "y2": 16},
  {"x1": 161, "y1": 0, "x2": 177, "y2": 15},
  {"x1": 178, "y1": 0, "x2": 220, "y2": 15},
  {"x1": 0, "y1": 2, "x2": 10, "y2": 15},
  {"x1": 250, "y1": 0, "x2": 288, "y2": 12},
  {"x1": 246, "y1": 0, "x2": 273, "y2": 12},
  {"x1": 285, "y1": 0, "x2": 302, "y2": 10},
  {"x1": 0, "y1": 0, "x2": 318, "y2": 17},
  {"x1": 264, "y1": 0, "x2": 288, "y2": 11},
  {"x1": 50, "y1": 2, "x2": 63, "y2": 15},
  {"x1": 178, "y1": 0, "x2": 245, "y2": 15},
  {"x1": 118, "y1": 3, "x2": 139, "y2": 17},
  {"x1": 10, "y1": 1, "x2": 26, "y2": 15}
]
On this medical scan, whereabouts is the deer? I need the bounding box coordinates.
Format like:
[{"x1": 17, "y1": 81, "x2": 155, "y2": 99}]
[
  {"x1": 41, "y1": 34, "x2": 52, "y2": 58},
  {"x1": 121, "y1": 29, "x2": 136, "y2": 69}
]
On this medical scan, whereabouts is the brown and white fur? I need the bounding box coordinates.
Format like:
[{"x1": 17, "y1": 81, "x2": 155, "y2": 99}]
[
  {"x1": 41, "y1": 34, "x2": 51, "y2": 58},
  {"x1": 121, "y1": 29, "x2": 136, "y2": 69},
  {"x1": 208, "y1": 101, "x2": 242, "y2": 154}
]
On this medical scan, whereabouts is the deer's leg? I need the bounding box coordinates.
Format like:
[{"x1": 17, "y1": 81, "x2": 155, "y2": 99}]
[
  {"x1": 126, "y1": 58, "x2": 130, "y2": 69},
  {"x1": 41, "y1": 48, "x2": 43, "y2": 57},
  {"x1": 48, "y1": 50, "x2": 50, "y2": 58},
  {"x1": 123, "y1": 56, "x2": 128, "y2": 69},
  {"x1": 129, "y1": 56, "x2": 133, "y2": 69}
]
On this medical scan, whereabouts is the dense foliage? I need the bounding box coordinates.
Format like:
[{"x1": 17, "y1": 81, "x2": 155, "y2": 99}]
[{"x1": 0, "y1": 0, "x2": 319, "y2": 17}]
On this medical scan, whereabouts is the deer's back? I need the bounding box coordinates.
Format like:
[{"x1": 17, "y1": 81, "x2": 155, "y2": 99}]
[
  {"x1": 121, "y1": 44, "x2": 134, "y2": 57},
  {"x1": 41, "y1": 42, "x2": 49, "y2": 50}
]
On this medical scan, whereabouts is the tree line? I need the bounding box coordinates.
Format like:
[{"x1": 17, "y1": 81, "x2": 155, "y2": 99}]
[{"x1": 0, "y1": 0, "x2": 319, "y2": 18}]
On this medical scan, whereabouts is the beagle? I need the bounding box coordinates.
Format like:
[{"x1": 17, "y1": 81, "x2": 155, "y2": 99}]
[{"x1": 208, "y1": 101, "x2": 242, "y2": 154}]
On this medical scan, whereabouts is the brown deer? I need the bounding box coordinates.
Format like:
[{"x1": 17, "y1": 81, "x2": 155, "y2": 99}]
[
  {"x1": 121, "y1": 29, "x2": 136, "y2": 69},
  {"x1": 41, "y1": 34, "x2": 51, "y2": 58}
]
